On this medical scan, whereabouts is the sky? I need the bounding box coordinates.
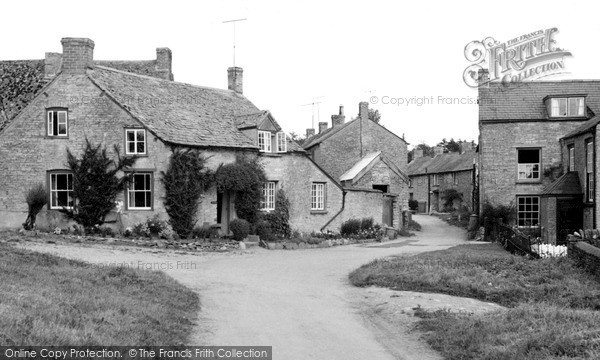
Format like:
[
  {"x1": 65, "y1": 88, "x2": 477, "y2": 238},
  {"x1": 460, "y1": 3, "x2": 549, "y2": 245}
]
[{"x1": 2, "y1": 0, "x2": 600, "y2": 148}]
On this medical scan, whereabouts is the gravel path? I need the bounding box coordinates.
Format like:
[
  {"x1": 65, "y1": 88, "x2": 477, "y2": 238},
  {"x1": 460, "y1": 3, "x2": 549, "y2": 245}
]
[{"x1": 20, "y1": 215, "x2": 490, "y2": 360}]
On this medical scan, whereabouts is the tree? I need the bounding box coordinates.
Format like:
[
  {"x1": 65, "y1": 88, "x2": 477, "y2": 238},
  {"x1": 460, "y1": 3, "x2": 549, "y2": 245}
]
[
  {"x1": 289, "y1": 131, "x2": 306, "y2": 145},
  {"x1": 22, "y1": 183, "x2": 47, "y2": 230},
  {"x1": 162, "y1": 149, "x2": 214, "y2": 239},
  {"x1": 368, "y1": 109, "x2": 381, "y2": 123},
  {"x1": 64, "y1": 139, "x2": 137, "y2": 230}
]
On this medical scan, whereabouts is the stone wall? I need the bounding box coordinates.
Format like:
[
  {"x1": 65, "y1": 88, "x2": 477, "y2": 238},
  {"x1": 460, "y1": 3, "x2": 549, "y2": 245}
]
[{"x1": 568, "y1": 241, "x2": 600, "y2": 278}]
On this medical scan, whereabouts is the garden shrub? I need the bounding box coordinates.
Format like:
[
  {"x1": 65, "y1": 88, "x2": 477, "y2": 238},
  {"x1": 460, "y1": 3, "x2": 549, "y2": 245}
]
[
  {"x1": 230, "y1": 219, "x2": 250, "y2": 241},
  {"x1": 341, "y1": 218, "x2": 362, "y2": 236},
  {"x1": 215, "y1": 155, "x2": 267, "y2": 224},
  {"x1": 262, "y1": 189, "x2": 291, "y2": 238},
  {"x1": 162, "y1": 149, "x2": 214, "y2": 239},
  {"x1": 23, "y1": 183, "x2": 48, "y2": 230},
  {"x1": 441, "y1": 189, "x2": 462, "y2": 211},
  {"x1": 255, "y1": 220, "x2": 275, "y2": 242},
  {"x1": 408, "y1": 199, "x2": 419, "y2": 211},
  {"x1": 481, "y1": 200, "x2": 516, "y2": 224},
  {"x1": 192, "y1": 225, "x2": 215, "y2": 239},
  {"x1": 360, "y1": 217, "x2": 374, "y2": 231},
  {"x1": 63, "y1": 139, "x2": 137, "y2": 231}
]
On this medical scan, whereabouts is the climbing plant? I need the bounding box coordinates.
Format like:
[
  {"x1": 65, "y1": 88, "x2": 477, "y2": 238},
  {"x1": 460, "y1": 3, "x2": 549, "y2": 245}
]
[{"x1": 263, "y1": 189, "x2": 291, "y2": 238}]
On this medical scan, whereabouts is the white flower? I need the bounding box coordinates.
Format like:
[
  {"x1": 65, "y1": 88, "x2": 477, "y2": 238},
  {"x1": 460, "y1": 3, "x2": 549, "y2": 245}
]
[{"x1": 115, "y1": 201, "x2": 124, "y2": 214}]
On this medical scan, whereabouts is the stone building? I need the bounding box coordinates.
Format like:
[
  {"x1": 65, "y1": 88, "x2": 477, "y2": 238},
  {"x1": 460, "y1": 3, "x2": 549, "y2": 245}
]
[
  {"x1": 0, "y1": 37, "x2": 380, "y2": 234},
  {"x1": 479, "y1": 73, "x2": 600, "y2": 243},
  {"x1": 303, "y1": 103, "x2": 409, "y2": 228},
  {"x1": 407, "y1": 146, "x2": 477, "y2": 213}
]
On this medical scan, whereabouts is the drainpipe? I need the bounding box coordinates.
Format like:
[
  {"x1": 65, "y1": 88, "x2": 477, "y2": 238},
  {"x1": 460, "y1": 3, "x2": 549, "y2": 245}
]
[
  {"x1": 426, "y1": 167, "x2": 430, "y2": 214},
  {"x1": 320, "y1": 191, "x2": 346, "y2": 232}
]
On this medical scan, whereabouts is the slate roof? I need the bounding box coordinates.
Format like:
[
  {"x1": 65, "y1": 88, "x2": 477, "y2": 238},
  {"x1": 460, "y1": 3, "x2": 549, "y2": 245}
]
[
  {"x1": 88, "y1": 66, "x2": 260, "y2": 148},
  {"x1": 480, "y1": 81, "x2": 600, "y2": 122},
  {"x1": 0, "y1": 60, "x2": 46, "y2": 132},
  {"x1": 340, "y1": 152, "x2": 382, "y2": 181},
  {"x1": 562, "y1": 116, "x2": 600, "y2": 139},
  {"x1": 540, "y1": 172, "x2": 582, "y2": 196},
  {"x1": 234, "y1": 111, "x2": 270, "y2": 129},
  {"x1": 94, "y1": 60, "x2": 171, "y2": 80},
  {"x1": 408, "y1": 150, "x2": 477, "y2": 176}
]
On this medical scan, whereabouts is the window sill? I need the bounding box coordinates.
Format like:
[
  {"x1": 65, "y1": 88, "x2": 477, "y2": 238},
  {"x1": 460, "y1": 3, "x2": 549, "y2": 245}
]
[
  {"x1": 45, "y1": 136, "x2": 69, "y2": 139},
  {"x1": 516, "y1": 180, "x2": 542, "y2": 184},
  {"x1": 126, "y1": 208, "x2": 153, "y2": 211},
  {"x1": 259, "y1": 152, "x2": 283, "y2": 157},
  {"x1": 310, "y1": 210, "x2": 328, "y2": 214}
]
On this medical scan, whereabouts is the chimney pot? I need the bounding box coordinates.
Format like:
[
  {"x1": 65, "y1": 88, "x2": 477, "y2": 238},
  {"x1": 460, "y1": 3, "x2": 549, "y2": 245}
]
[
  {"x1": 227, "y1": 67, "x2": 243, "y2": 94},
  {"x1": 318, "y1": 122, "x2": 328, "y2": 134},
  {"x1": 339, "y1": 105, "x2": 344, "y2": 115},
  {"x1": 60, "y1": 38, "x2": 94, "y2": 74},
  {"x1": 331, "y1": 104, "x2": 346, "y2": 128}
]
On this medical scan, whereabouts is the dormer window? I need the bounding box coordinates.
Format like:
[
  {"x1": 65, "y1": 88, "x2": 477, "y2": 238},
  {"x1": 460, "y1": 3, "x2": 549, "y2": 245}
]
[
  {"x1": 47, "y1": 109, "x2": 68, "y2": 137},
  {"x1": 276, "y1": 132, "x2": 287, "y2": 153},
  {"x1": 547, "y1": 96, "x2": 585, "y2": 118},
  {"x1": 258, "y1": 131, "x2": 272, "y2": 152}
]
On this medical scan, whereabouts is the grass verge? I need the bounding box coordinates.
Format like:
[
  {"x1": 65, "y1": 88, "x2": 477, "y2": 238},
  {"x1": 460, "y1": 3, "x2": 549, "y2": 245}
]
[
  {"x1": 350, "y1": 243, "x2": 600, "y2": 359},
  {"x1": 0, "y1": 243, "x2": 199, "y2": 345}
]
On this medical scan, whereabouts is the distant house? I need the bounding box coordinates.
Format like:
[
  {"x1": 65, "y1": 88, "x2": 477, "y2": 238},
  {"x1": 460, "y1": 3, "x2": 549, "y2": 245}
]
[
  {"x1": 478, "y1": 71, "x2": 600, "y2": 243},
  {"x1": 0, "y1": 37, "x2": 378, "y2": 234},
  {"x1": 303, "y1": 103, "x2": 409, "y2": 228},
  {"x1": 407, "y1": 145, "x2": 477, "y2": 213}
]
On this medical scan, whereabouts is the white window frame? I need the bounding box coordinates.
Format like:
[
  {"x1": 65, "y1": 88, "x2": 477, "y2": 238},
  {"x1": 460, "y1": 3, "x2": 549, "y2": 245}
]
[
  {"x1": 261, "y1": 181, "x2": 276, "y2": 211},
  {"x1": 311, "y1": 183, "x2": 325, "y2": 210},
  {"x1": 517, "y1": 148, "x2": 541, "y2": 181},
  {"x1": 517, "y1": 196, "x2": 540, "y2": 228},
  {"x1": 49, "y1": 172, "x2": 74, "y2": 209},
  {"x1": 550, "y1": 97, "x2": 585, "y2": 117},
  {"x1": 276, "y1": 132, "x2": 287, "y2": 153},
  {"x1": 47, "y1": 110, "x2": 68, "y2": 137},
  {"x1": 432, "y1": 174, "x2": 439, "y2": 186},
  {"x1": 125, "y1": 129, "x2": 147, "y2": 155},
  {"x1": 568, "y1": 145, "x2": 575, "y2": 172},
  {"x1": 258, "y1": 131, "x2": 272, "y2": 152},
  {"x1": 127, "y1": 173, "x2": 153, "y2": 210}
]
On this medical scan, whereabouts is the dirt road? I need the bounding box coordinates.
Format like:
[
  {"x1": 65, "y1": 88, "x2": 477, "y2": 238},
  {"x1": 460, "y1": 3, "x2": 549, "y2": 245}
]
[{"x1": 21, "y1": 215, "x2": 475, "y2": 360}]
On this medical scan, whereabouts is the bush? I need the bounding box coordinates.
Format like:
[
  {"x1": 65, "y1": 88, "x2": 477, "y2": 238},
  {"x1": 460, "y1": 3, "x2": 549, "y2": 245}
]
[
  {"x1": 23, "y1": 183, "x2": 48, "y2": 230},
  {"x1": 341, "y1": 218, "x2": 362, "y2": 236},
  {"x1": 408, "y1": 199, "x2": 419, "y2": 211},
  {"x1": 408, "y1": 219, "x2": 422, "y2": 231},
  {"x1": 441, "y1": 189, "x2": 463, "y2": 211},
  {"x1": 254, "y1": 220, "x2": 275, "y2": 242},
  {"x1": 481, "y1": 201, "x2": 515, "y2": 224},
  {"x1": 162, "y1": 149, "x2": 214, "y2": 239},
  {"x1": 263, "y1": 189, "x2": 291, "y2": 238},
  {"x1": 191, "y1": 226, "x2": 215, "y2": 239},
  {"x1": 63, "y1": 139, "x2": 137, "y2": 230},
  {"x1": 360, "y1": 217, "x2": 374, "y2": 231},
  {"x1": 230, "y1": 219, "x2": 250, "y2": 241}
]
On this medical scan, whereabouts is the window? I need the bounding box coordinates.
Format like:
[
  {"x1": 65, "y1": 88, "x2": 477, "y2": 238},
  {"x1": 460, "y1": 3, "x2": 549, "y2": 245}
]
[
  {"x1": 409, "y1": 178, "x2": 413, "y2": 188},
  {"x1": 517, "y1": 196, "x2": 540, "y2": 227},
  {"x1": 276, "y1": 132, "x2": 287, "y2": 153},
  {"x1": 311, "y1": 183, "x2": 325, "y2": 210},
  {"x1": 517, "y1": 148, "x2": 540, "y2": 180},
  {"x1": 125, "y1": 129, "x2": 146, "y2": 155},
  {"x1": 258, "y1": 131, "x2": 272, "y2": 152},
  {"x1": 432, "y1": 174, "x2": 439, "y2": 186},
  {"x1": 550, "y1": 97, "x2": 585, "y2": 117},
  {"x1": 568, "y1": 145, "x2": 575, "y2": 172},
  {"x1": 49, "y1": 172, "x2": 73, "y2": 209},
  {"x1": 587, "y1": 141, "x2": 594, "y2": 202},
  {"x1": 47, "y1": 109, "x2": 68, "y2": 137},
  {"x1": 261, "y1": 182, "x2": 276, "y2": 211},
  {"x1": 127, "y1": 173, "x2": 153, "y2": 210},
  {"x1": 452, "y1": 173, "x2": 458, "y2": 185}
]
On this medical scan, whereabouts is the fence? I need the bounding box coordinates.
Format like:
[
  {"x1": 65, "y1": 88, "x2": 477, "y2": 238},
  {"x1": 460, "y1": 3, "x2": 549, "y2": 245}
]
[{"x1": 483, "y1": 217, "x2": 540, "y2": 258}]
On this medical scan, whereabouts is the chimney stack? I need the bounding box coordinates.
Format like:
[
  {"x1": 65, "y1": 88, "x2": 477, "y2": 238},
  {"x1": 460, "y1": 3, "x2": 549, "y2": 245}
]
[
  {"x1": 359, "y1": 101, "x2": 369, "y2": 121},
  {"x1": 459, "y1": 141, "x2": 475, "y2": 154},
  {"x1": 331, "y1": 105, "x2": 346, "y2": 128},
  {"x1": 44, "y1": 52, "x2": 62, "y2": 80},
  {"x1": 156, "y1": 48, "x2": 174, "y2": 81},
  {"x1": 306, "y1": 128, "x2": 315, "y2": 138},
  {"x1": 318, "y1": 122, "x2": 328, "y2": 134},
  {"x1": 414, "y1": 149, "x2": 424, "y2": 158},
  {"x1": 60, "y1": 38, "x2": 94, "y2": 74},
  {"x1": 434, "y1": 146, "x2": 444, "y2": 157},
  {"x1": 228, "y1": 67, "x2": 243, "y2": 94}
]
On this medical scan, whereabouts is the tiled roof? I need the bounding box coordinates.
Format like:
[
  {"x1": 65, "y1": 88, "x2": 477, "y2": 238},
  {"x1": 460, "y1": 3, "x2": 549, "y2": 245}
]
[
  {"x1": 0, "y1": 60, "x2": 46, "y2": 132},
  {"x1": 562, "y1": 116, "x2": 600, "y2": 139},
  {"x1": 479, "y1": 81, "x2": 600, "y2": 122},
  {"x1": 408, "y1": 150, "x2": 476, "y2": 176},
  {"x1": 88, "y1": 66, "x2": 260, "y2": 148},
  {"x1": 540, "y1": 172, "x2": 582, "y2": 196},
  {"x1": 234, "y1": 111, "x2": 269, "y2": 129},
  {"x1": 94, "y1": 60, "x2": 172, "y2": 80}
]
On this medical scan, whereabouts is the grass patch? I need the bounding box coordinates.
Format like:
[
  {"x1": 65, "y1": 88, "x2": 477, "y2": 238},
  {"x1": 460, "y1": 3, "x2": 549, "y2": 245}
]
[
  {"x1": 350, "y1": 243, "x2": 600, "y2": 359},
  {"x1": 0, "y1": 243, "x2": 199, "y2": 345}
]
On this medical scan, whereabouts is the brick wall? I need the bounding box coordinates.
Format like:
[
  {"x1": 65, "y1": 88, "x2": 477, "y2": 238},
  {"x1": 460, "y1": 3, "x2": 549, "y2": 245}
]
[{"x1": 479, "y1": 121, "x2": 585, "y2": 210}]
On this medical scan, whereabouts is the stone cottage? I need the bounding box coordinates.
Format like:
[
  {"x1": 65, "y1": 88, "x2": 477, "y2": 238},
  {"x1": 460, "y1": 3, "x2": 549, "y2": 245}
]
[
  {"x1": 479, "y1": 72, "x2": 600, "y2": 243},
  {"x1": 0, "y1": 37, "x2": 380, "y2": 234},
  {"x1": 407, "y1": 145, "x2": 477, "y2": 213},
  {"x1": 302, "y1": 103, "x2": 409, "y2": 228}
]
